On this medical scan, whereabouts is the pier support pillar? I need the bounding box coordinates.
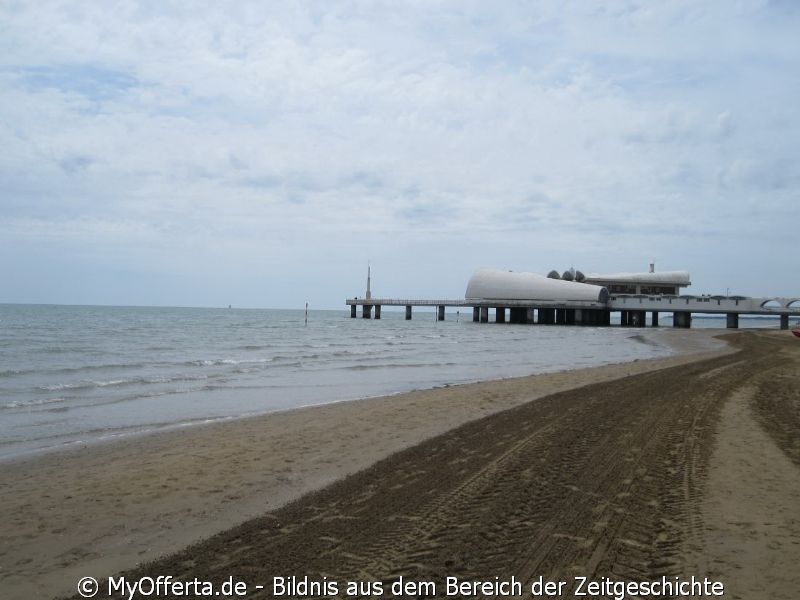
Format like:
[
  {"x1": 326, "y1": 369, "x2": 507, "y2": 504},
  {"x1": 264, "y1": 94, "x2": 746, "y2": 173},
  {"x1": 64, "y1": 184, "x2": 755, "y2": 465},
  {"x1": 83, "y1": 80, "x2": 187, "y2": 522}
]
[
  {"x1": 495, "y1": 307, "x2": 506, "y2": 323},
  {"x1": 651, "y1": 311, "x2": 659, "y2": 327},
  {"x1": 726, "y1": 313, "x2": 739, "y2": 329},
  {"x1": 472, "y1": 307, "x2": 480, "y2": 322},
  {"x1": 673, "y1": 312, "x2": 691, "y2": 329},
  {"x1": 374, "y1": 305, "x2": 381, "y2": 320},
  {"x1": 620, "y1": 310, "x2": 629, "y2": 326},
  {"x1": 526, "y1": 308, "x2": 534, "y2": 324},
  {"x1": 480, "y1": 306, "x2": 489, "y2": 323},
  {"x1": 565, "y1": 309, "x2": 576, "y2": 325},
  {"x1": 405, "y1": 305, "x2": 412, "y2": 320},
  {"x1": 631, "y1": 310, "x2": 646, "y2": 327},
  {"x1": 350, "y1": 305, "x2": 357, "y2": 318},
  {"x1": 437, "y1": 305, "x2": 445, "y2": 321},
  {"x1": 780, "y1": 314, "x2": 789, "y2": 330},
  {"x1": 362, "y1": 304, "x2": 372, "y2": 319}
]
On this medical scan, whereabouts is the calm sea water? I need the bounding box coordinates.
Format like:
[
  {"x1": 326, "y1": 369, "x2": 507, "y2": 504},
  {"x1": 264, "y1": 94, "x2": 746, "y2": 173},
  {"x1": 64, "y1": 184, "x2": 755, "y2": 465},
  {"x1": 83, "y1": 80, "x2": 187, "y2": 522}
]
[{"x1": 0, "y1": 304, "x2": 775, "y2": 460}]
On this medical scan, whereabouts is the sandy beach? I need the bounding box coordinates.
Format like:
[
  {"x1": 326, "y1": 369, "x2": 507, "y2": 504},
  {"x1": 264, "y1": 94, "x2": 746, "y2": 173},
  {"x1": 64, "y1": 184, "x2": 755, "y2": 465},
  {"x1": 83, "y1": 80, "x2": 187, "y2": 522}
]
[{"x1": 2, "y1": 329, "x2": 799, "y2": 599}]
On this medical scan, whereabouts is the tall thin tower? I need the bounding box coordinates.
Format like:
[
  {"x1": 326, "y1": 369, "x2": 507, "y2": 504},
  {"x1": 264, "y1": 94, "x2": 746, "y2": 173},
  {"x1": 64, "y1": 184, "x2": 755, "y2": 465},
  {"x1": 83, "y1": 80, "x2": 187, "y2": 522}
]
[{"x1": 366, "y1": 264, "x2": 372, "y2": 300}]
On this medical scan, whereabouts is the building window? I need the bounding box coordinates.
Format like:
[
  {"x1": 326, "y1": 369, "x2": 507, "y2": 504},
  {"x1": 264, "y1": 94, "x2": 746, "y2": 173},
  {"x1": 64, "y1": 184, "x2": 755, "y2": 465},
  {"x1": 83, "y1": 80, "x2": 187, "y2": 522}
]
[
  {"x1": 641, "y1": 285, "x2": 677, "y2": 295},
  {"x1": 610, "y1": 284, "x2": 637, "y2": 294}
]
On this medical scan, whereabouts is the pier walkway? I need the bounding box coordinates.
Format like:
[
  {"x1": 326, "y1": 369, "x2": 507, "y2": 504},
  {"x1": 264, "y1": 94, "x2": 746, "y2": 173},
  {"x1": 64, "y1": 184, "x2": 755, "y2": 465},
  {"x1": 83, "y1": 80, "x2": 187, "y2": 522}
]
[{"x1": 346, "y1": 295, "x2": 800, "y2": 329}]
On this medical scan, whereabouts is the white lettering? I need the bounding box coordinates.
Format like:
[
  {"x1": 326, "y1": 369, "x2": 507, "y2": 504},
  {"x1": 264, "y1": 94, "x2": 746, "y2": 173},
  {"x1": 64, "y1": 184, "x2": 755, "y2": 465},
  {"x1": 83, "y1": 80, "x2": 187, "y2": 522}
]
[{"x1": 573, "y1": 576, "x2": 587, "y2": 596}]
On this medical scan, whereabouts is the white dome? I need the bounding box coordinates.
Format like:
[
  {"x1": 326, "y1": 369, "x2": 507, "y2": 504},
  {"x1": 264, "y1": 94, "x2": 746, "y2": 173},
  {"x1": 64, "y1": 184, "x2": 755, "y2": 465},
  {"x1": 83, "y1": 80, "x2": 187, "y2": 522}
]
[{"x1": 465, "y1": 269, "x2": 609, "y2": 303}]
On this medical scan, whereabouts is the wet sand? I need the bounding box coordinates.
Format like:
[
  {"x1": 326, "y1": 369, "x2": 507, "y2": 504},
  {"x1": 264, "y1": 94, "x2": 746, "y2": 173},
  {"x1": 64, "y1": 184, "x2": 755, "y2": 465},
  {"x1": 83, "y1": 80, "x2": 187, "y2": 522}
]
[{"x1": 2, "y1": 329, "x2": 798, "y2": 599}]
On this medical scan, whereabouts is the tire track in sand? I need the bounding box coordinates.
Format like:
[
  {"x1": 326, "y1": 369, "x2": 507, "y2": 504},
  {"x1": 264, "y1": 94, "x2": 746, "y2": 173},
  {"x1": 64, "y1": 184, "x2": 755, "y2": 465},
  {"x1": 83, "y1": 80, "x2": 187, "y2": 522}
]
[{"x1": 96, "y1": 333, "x2": 789, "y2": 600}]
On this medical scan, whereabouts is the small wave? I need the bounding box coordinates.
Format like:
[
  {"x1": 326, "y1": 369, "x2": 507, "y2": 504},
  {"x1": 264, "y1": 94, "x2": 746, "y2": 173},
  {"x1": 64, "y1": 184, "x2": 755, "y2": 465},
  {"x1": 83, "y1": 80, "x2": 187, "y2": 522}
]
[
  {"x1": 269, "y1": 355, "x2": 293, "y2": 363},
  {"x1": 38, "y1": 373, "x2": 210, "y2": 392},
  {"x1": 27, "y1": 385, "x2": 202, "y2": 414},
  {"x1": 187, "y1": 358, "x2": 257, "y2": 367},
  {"x1": 0, "y1": 368, "x2": 30, "y2": 378},
  {"x1": 28, "y1": 362, "x2": 150, "y2": 377},
  {"x1": 342, "y1": 362, "x2": 458, "y2": 371},
  {"x1": 188, "y1": 356, "x2": 302, "y2": 368},
  {"x1": 185, "y1": 359, "x2": 216, "y2": 367},
  {"x1": 265, "y1": 355, "x2": 319, "y2": 364},
  {"x1": 190, "y1": 359, "x2": 220, "y2": 367},
  {"x1": 40, "y1": 379, "x2": 128, "y2": 391},
  {"x1": 278, "y1": 361, "x2": 302, "y2": 368},
  {"x1": 331, "y1": 349, "x2": 372, "y2": 357},
  {"x1": 3, "y1": 397, "x2": 65, "y2": 409}
]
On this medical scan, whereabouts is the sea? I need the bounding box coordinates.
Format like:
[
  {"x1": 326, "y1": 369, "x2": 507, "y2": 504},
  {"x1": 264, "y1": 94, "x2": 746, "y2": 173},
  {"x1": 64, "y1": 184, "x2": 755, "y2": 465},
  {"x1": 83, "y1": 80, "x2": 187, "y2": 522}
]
[{"x1": 0, "y1": 304, "x2": 782, "y2": 461}]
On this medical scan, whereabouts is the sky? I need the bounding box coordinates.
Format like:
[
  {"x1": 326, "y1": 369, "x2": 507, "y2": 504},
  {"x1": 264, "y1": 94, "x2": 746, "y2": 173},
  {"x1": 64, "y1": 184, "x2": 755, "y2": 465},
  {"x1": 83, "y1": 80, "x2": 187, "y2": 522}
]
[{"x1": 1, "y1": 1, "x2": 799, "y2": 309}]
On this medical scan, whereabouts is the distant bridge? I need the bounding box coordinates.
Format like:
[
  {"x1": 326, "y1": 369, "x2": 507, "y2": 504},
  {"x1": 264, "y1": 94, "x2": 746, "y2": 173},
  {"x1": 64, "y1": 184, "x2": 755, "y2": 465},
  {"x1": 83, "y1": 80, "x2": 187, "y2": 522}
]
[{"x1": 345, "y1": 295, "x2": 800, "y2": 329}]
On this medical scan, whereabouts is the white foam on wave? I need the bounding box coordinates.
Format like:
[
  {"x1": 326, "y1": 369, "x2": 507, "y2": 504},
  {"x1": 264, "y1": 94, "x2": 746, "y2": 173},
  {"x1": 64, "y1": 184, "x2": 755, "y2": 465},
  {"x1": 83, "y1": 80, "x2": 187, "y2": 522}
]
[{"x1": 3, "y1": 397, "x2": 65, "y2": 409}]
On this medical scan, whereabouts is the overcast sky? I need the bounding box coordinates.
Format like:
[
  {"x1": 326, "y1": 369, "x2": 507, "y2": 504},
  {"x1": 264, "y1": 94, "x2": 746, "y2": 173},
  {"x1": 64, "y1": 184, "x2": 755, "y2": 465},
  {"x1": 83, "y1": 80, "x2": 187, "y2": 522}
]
[{"x1": 1, "y1": 1, "x2": 798, "y2": 309}]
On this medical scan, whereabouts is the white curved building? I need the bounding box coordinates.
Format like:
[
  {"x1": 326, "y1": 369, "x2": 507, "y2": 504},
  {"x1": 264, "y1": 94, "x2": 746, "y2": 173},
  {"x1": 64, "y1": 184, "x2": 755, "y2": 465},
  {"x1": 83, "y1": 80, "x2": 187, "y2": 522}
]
[{"x1": 465, "y1": 268, "x2": 609, "y2": 303}]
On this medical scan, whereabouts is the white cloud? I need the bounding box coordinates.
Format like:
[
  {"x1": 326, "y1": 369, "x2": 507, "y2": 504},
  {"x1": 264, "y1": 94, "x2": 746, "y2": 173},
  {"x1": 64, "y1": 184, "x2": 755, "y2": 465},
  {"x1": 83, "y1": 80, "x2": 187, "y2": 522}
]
[{"x1": 1, "y1": 1, "x2": 798, "y2": 305}]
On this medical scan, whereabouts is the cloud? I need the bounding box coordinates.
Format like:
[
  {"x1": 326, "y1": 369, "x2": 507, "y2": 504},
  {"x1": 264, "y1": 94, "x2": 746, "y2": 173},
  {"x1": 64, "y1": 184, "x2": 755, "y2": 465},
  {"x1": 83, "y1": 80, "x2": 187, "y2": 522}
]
[{"x1": 1, "y1": 1, "x2": 798, "y2": 305}]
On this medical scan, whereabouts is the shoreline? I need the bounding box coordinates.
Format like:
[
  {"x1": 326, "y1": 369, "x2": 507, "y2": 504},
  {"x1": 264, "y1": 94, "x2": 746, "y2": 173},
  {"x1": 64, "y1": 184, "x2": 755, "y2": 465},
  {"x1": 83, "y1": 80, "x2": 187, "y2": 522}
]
[
  {"x1": 0, "y1": 329, "x2": 735, "y2": 598},
  {"x1": 0, "y1": 325, "x2": 720, "y2": 465}
]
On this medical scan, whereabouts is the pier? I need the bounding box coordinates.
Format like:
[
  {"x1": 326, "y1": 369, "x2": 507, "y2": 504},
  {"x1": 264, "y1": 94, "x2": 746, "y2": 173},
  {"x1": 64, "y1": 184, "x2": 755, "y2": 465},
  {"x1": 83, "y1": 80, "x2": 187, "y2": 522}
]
[
  {"x1": 346, "y1": 296, "x2": 800, "y2": 329},
  {"x1": 347, "y1": 267, "x2": 800, "y2": 329}
]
